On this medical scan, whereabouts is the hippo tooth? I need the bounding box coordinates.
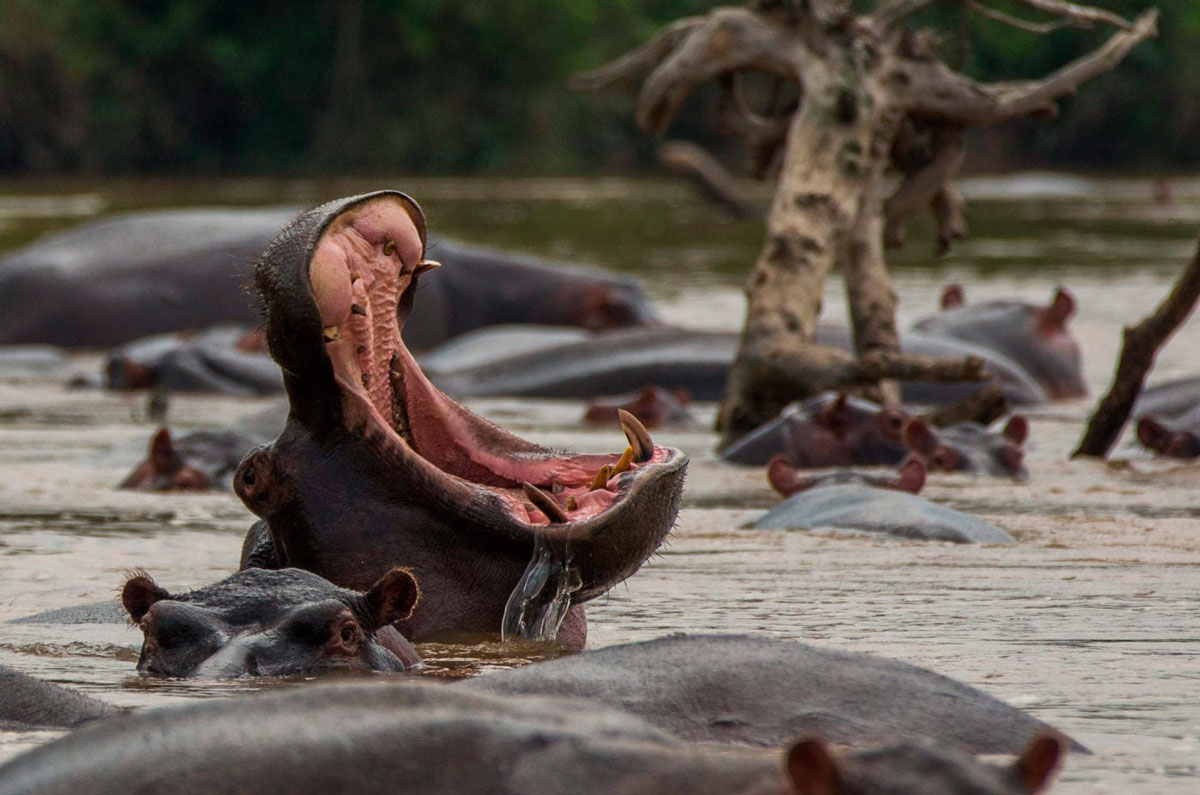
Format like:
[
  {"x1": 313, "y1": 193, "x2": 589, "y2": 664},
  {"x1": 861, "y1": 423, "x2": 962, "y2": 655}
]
[
  {"x1": 388, "y1": 352, "x2": 412, "y2": 445},
  {"x1": 588, "y1": 464, "x2": 612, "y2": 491},
  {"x1": 566, "y1": 495, "x2": 577, "y2": 511},
  {"x1": 322, "y1": 326, "x2": 340, "y2": 342},
  {"x1": 351, "y1": 303, "x2": 368, "y2": 316},
  {"x1": 415, "y1": 259, "x2": 442, "y2": 274},
  {"x1": 612, "y1": 446, "x2": 634, "y2": 475},
  {"x1": 522, "y1": 482, "x2": 568, "y2": 524},
  {"x1": 383, "y1": 240, "x2": 396, "y2": 256},
  {"x1": 618, "y1": 409, "x2": 653, "y2": 463}
]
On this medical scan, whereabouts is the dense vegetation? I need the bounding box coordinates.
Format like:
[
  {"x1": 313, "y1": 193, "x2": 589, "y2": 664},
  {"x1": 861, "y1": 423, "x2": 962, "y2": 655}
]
[{"x1": 0, "y1": 0, "x2": 1191, "y2": 174}]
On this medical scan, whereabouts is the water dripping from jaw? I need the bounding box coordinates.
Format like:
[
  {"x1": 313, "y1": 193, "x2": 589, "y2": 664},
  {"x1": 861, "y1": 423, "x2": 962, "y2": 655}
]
[{"x1": 501, "y1": 535, "x2": 582, "y2": 643}]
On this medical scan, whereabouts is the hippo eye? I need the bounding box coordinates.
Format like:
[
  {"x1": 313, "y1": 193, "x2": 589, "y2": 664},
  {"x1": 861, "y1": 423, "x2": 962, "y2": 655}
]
[{"x1": 340, "y1": 625, "x2": 357, "y2": 645}]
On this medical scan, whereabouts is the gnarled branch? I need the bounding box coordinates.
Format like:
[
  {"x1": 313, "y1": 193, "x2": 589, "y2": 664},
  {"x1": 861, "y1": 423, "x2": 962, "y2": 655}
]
[
  {"x1": 901, "y1": 9, "x2": 1158, "y2": 124},
  {"x1": 570, "y1": 17, "x2": 704, "y2": 94},
  {"x1": 884, "y1": 124, "x2": 964, "y2": 250},
  {"x1": 715, "y1": 73, "x2": 794, "y2": 178}
]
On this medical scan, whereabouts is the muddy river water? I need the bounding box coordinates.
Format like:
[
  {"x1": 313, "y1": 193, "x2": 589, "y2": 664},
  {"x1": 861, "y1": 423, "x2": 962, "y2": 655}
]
[{"x1": 0, "y1": 175, "x2": 1198, "y2": 791}]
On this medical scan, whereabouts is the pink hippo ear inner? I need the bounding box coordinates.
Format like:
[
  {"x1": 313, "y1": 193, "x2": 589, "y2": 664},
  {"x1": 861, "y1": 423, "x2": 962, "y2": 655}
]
[
  {"x1": 941, "y1": 283, "x2": 966, "y2": 309},
  {"x1": 1037, "y1": 287, "x2": 1076, "y2": 334},
  {"x1": 121, "y1": 573, "x2": 171, "y2": 623},
  {"x1": 1003, "y1": 415, "x2": 1029, "y2": 446},
  {"x1": 818, "y1": 394, "x2": 851, "y2": 435},
  {"x1": 149, "y1": 427, "x2": 183, "y2": 473},
  {"x1": 767, "y1": 455, "x2": 812, "y2": 498},
  {"x1": 902, "y1": 418, "x2": 937, "y2": 457},
  {"x1": 891, "y1": 454, "x2": 927, "y2": 494},
  {"x1": 1012, "y1": 734, "x2": 1064, "y2": 793},
  {"x1": 785, "y1": 737, "x2": 843, "y2": 795}
]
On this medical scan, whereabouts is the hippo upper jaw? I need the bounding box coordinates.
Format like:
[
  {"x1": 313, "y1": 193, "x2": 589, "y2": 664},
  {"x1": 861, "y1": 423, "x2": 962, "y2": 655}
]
[{"x1": 242, "y1": 191, "x2": 687, "y2": 638}]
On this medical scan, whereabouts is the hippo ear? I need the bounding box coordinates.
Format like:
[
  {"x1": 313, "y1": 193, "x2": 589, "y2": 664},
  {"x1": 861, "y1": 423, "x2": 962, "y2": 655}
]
[
  {"x1": 1040, "y1": 288, "x2": 1076, "y2": 331},
  {"x1": 785, "y1": 737, "x2": 843, "y2": 795},
  {"x1": 1136, "y1": 417, "x2": 1171, "y2": 453},
  {"x1": 149, "y1": 428, "x2": 183, "y2": 473},
  {"x1": 1003, "y1": 415, "x2": 1029, "y2": 446},
  {"x1": 767, "y1": 455, "x2": 812, "y2": 498},
  {"x1": 1011, "y1": 735, "x2": 1063, "y2": 793},
  {"x1": 941, "y1": 283, "x2": 966, "y2": 309},
  {"x1": 818, "y1": 394, "x2": 851, "y2": 433},
  {"x1": 670, "y1": 389, "x2": 691, "y2": 406},
  {"x1": 902, "y1": 418, "x2": 937, "y2": 456},
  {"x1": 891, "y1": 454, "x2": 926, "y2": 494},
  {"x1": 122, "y1": 573, "x2": 171, "y2": 622},
  {"x1": 361, "y1": 568, "x2": 421, "y2": 631}
]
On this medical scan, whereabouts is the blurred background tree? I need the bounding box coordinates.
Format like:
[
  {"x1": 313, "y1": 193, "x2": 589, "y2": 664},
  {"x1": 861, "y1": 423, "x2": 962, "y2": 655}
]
[{"x1": 0, "y1": 0, "x2": 1191, "y2": 174}]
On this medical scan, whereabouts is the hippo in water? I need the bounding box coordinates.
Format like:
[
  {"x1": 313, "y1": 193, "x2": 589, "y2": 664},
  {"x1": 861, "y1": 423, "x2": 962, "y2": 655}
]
[
  {"x1": 0, "y1": 666, "x2": 122, "y2": 731},
  {"x1": 0, "y1": 679, "x2": 1065, "y2": 795},
  {"x1": 232, "y1": 191, "x2": 687, "y2": 649},
  {"x1": 120, "y1": 567, "x2": 422, "y2": 677},
  {"x1": 767, "y1": 454, "x2": 927, "y2": 497},
  {"x1": 102, "y1": 324, "x2": 283, "y2": 395},
  {"x1": 911, "y1": 286, "x2": 1085, "y2": 401},
  {"x1": 719, "y1": 393, "x2": 912, "y2": 467},
  {"x1": 0, "y1": 208, "x2": 656, "y2": 349},
  {"x1": 753, "y1": 484, "x2": 1014, "y2": 543},
  {"x1": 902, "y1": 414, "x2": 1029, "y2": 479},
  {"x1": 119, "y1": 400, "x2": 285, "y2": 491},
  {"x1": 1136, "y1": 403, "x2": 1200, "y2": 459},
  {"x1": 583, "y1": 385, "x2": 695, "y2": 428}
]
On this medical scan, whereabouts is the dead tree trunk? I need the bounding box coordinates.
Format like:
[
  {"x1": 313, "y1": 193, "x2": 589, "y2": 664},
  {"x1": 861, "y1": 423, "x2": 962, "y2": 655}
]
[
  {"x1": 1073, "y1": 236, "x2": 1200, "y2": 458},
  {"x1": 574, "y1": 1, "x2": 1158, "y2": 440}
]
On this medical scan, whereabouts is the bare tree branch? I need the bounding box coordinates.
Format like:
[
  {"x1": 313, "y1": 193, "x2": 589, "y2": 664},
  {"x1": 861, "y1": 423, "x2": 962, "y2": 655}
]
[
  {"x1": 576, "y1": 8, "x2": 807, "y2": 134},
  {"x1": 901, "y1": 9, "x2": 1158, "y2": 124},
  {"x1": 658, "y1": 140, "x2": 759, "y2": 218},
  {"x1": 1004, "y1": 0, "x2": 1133, "y2": 30},
  {"x1": 884, "y1": 125, "x2": 964, "y2": 249},
  {"x1": 715, "y1": 73, "x2": 794, "y2": 178},
  {"x1": 966, "y1": 0, "x2": 1071, "y2": 34},
  {"x1": 1074, "y1": 236, "x2": 1200, "y2": 458},
  {"x1": 867, "y1": 0, "x2": 938, "y2": 31},
  {"x1": 931, "y1": 184, "x2": 968, "y2": 255},
  {"x1": 570, "y1": 17, "x2": 704, "y2": 93}
]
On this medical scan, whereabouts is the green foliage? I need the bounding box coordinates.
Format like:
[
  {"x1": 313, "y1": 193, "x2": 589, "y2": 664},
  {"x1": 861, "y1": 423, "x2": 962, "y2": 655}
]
[{"x1": 0, "y1": 0, "x2": 1191, "y2": 173}]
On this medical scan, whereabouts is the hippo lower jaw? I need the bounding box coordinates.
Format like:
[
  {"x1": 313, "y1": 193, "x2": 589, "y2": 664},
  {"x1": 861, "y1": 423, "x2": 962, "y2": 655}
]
[{"x1": 246, "y1": 192, "x2": 686, "y2": 631}]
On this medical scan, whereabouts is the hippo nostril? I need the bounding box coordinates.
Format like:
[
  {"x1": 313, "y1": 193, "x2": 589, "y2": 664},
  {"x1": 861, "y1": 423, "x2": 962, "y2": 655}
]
[{"x1": 243, "y1": 466, "x2": 256, "y2": 486}]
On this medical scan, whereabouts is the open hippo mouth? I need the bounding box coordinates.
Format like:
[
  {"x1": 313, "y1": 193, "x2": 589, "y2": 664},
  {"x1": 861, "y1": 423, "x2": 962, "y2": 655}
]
[{"x1": 239, "y1": 191, "x2": 687, "y2": 645}]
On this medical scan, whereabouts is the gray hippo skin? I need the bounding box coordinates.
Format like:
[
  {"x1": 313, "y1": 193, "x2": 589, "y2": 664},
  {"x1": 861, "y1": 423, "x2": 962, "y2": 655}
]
[
  {"x1": 13, "y1": 568, "x2": 422, "y2": 674},
  {"x1": 430, "y1": 325, "x2": 738, "y2": 400},
  {"x1": 464, "y1": 634, "x2": 1077, "y2": 756},
  {"x1": 753, "y1": 484, "x2": 1014, "y2": 543},
  {"x1": 103, "y1": 324, "x2": 284, "y2": 395},
  {"x1": 119, "y1": 567, "x2": 422, "y2": 676},
  {"x1": 0, "y1": 681, "x2": 1064, "y2": 795},
  {"x1": 720, "y1": 394, "x2": 912, "y2": 467},
  {"x1": 0, "y1": 208, "x2": 655, "y2": 348},
  {"x1": 119, "y1": 399, "x2": 286, "y2": 491},
  {"x1": 0, "y1": 666, "x2": 122, "y2": 730},
  {"x1": 911, "y1": 286, "x2": 1085, "y2": 401},
  {"x1": 1135, "y1": 375, "x2": 1200, "y2": 420},
  {"x1": 234, "y1": 191, "x2": 686, "y2": 649}
]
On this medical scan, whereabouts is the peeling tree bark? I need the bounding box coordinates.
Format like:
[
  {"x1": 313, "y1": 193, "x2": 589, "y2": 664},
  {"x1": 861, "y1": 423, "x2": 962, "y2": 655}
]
[
  {"x1": 1073, "y1": 237, "x2": 1200, "y2": 458},
  {"x1": 575, "y1": 1, "x2": 1158, "y2": 440}
]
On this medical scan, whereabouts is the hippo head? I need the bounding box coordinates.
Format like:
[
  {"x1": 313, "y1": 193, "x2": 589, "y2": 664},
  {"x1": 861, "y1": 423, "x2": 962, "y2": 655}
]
[
  {"x1": 583, "y1": 386, "x2": 693, "y2": 428},
  {"x1": 1136, "y1": 417, "x2": 1200, "y2": 459},
  {"x1": 118, "y1": 428, "x2": 210, "y2": 491},
  {"x1": 778, "y1": 394, "x2": 912, "y2": 468},
  {"x1": 904, "y1": 416, "x2": 1028, "y2": 479},
  {"x1": 121, "y1": 567, "x2": 420, "y2": 678},
  {"x1": 236, "y1": 192, "x2": 687, "y2": 644},
  {"x1": 766, "y1": 453, "x2": 926, "y2": 498}
]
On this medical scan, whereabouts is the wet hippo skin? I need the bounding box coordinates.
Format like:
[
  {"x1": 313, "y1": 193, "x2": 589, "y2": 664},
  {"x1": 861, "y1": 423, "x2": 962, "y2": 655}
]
[
  {"x1": 753, "y1": 484, "x2": 1015, "y2": 543},
  {"x1": 237, "y1": 191, "x2": 687, "y2": 648},
  {"x1": 0, "y1": 679, "x2": 1065, "y2": 794},
  {"x1": 1136, "y1": 403, "x2": 1200, "y2": 459},
  {"x1": 0, "y1": 666, "x2": 123, "y2": 730},
  {"x1": 464, "y1": 634, "x2": 1077, "y2": 755},
  {"x1": 120, "y1": 567, "x2": 422, "y2": 677},
  {"x1": 911, "y1": 286, "x2": 1085, "y2": 401},
  {"x1": 103, "y1": 325, "x2": 284, "y2": 395},
  {"x1": 0, "y1": 208, "x2": 656, "y2": 349}
]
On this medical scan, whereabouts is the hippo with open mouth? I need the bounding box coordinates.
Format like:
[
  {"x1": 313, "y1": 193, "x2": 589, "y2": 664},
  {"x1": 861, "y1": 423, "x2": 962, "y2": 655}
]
[{"x1": 233, "y1": 191, "x2": 687, "y2": 649}]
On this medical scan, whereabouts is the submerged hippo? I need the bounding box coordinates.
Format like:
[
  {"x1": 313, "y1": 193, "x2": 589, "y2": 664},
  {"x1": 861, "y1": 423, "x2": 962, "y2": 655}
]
[
  {"x1": 753, "y1": 484, "x2": 1014, "y2": 543},
  {"x1": 119, "y1": 400, "x2": 285, "y2": 491},
  {"x1": 0, "y1": 209, "x2": 656, "y2": 349},
  {"x1": 465, "y1": 634, "x2": 1077, "y2": 757},
  {"x1": 582, "y1": 386, "x2": 694, "y2": 428},
  {"x1": 1136, "y1": 403, "x2": 1200, "y2": 459},
  {"x1": 767, "y1": 454, "x2": 927, "y2": 497},
  {"x1": 119, "y1": 567, "x2": 422, "y2": 677},
  {"x1": 103, "y1": 324, "x2": 283, "y2": 395},
  {"x1": 912, "y1": 286, "x2": 1085, "y2": 401},
  {"x1": 0, "y1": 666, "x2": 122, "y2": 730},
  {"x1": 0, "y1": 680, "x2": 1064, "y2": 795},
  {"x1": 234, "y1": 191, "x2": 687, "y2": 648},
  {"x1": 720, "y1": 393, "x2": 912, "y2": 467},
  {"x1": 1135, "y1": 375, "x2": 1200, "y2": 420},
  {"x1": 903, "y1": 415, "x2": 1029, "y2": 479}
]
